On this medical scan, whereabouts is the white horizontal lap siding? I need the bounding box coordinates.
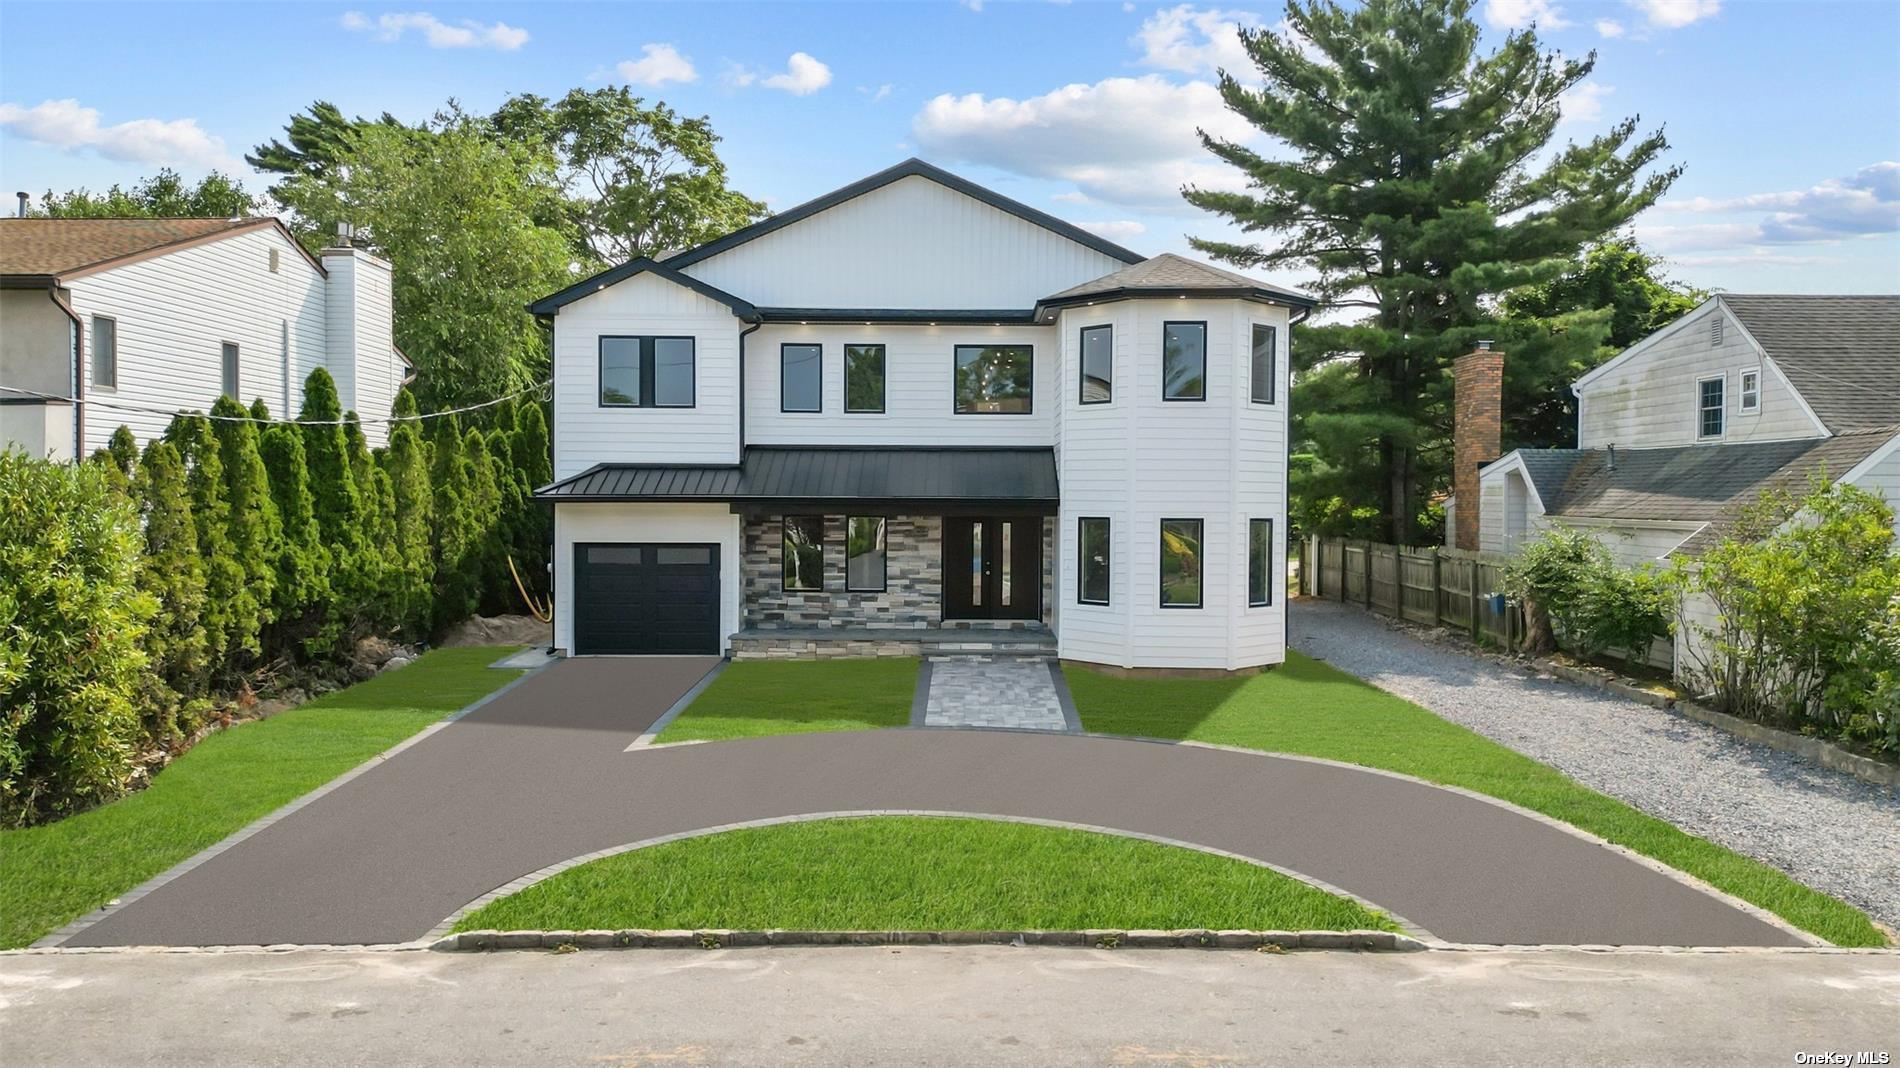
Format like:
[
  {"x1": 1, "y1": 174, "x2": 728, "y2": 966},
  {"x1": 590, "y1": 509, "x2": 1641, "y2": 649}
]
[
  {"x1": 1845, "y1": 441, "x2": 1900, "y2": 539},
  {"x1": 339, "y1": 254, "x2": 397, "y2": 447},
  {"x1": 1554, "y1": 520, "x2": 1700, "y2": 567},
  {"x1": 1055, "y1": 304, "x2": 1135, "y2": 666},
  {"x1": 1232, "y1": 303, "x2": 1291, "y2": 669},
  {"x1": 745, "y1": 324, "x2": 1056, "y2": 446},
  {"x1": 552, "y1": 502, "x2": 742, "y2": 654},
  {"x1": 679, "y1": 176, "x2": 1128, "y2": 309},
  {"x1": 68, "y1": 227, "x2": 326, "y2": 454},
  {"x1": 551, "y1": 273, "x2": 741, "y2": 479}
]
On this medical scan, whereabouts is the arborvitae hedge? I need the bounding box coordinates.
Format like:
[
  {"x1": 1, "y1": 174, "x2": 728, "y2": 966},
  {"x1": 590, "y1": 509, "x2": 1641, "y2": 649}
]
[
  {"x1": 209, "y1": 396, "x2": 279, "y2": 660},
  {"x1": 134, "y1": 439, "x2": 212, "y2": 739}
]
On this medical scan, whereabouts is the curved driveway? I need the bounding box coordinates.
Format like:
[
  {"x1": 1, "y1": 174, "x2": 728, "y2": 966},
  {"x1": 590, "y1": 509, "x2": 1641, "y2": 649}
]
[{"x1": 60, "y1": 659, "x2": 1806, "y2": 949}]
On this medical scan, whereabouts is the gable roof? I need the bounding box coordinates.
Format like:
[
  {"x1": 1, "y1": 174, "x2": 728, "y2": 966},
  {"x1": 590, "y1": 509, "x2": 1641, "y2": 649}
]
[
  {"x1": 1038, "y1": 252, "x2": 1314, "y2": 309},
  {"x1": 0, "y1": 217, "x2": 320, "y2": 281},
  {"x1": 527, "y1": 256, "x2": 759, "y2": 318},
  {"x1": 1717, "y1": 294, "x2": 1900, "y2": 433}
]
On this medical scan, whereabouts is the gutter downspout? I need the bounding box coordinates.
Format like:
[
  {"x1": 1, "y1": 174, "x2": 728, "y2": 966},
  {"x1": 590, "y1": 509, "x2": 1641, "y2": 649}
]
[
  {"x1": 46, "y1": 285, "x2": 83, "y2": 460},
  {"x1": 737, "y1": 318, "x2": 762, "y2": 456}
]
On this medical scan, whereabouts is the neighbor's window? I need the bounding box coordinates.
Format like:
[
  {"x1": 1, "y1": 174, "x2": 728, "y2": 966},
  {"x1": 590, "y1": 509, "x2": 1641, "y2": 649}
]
[
  {"x1": 782, "y1": 516, "x2": 825, "y2": 591},
  {"x1": 845, "y1": 344, "x2": 885, "y2": 413},
  {"x1": 846, "y1": 516, "x2": 887, "y2": 591},
  {"x1": 599, "y1": 336, "x2": 696, "y2": 408},
  {"x1": 782, "y1": 343, "x2": 823, "y2": 413},
  {"x1": 954, "y1": 345, "x2": 1033, "y2": 414},
  {"x1": 1163, "y1": 322, "x2": 1206, "y2": 401},
  {"x1": 220, "y1": 342, "x2": 240, "y2": 399},
  {"x1": 91, "y1": 316, "x2": 117, "y2": 389},
  {"x1": 1078, "y1": 517, "x2": 1110, "y2": 605},
  {"x1": 1740, "y1": 369, "x2": 1760, "y2": 412},
  {"x1": 1079, "y1": 325, "x2": 1112, "y2": 404},
  {"x1": 1250, "y1": 324, "x2": 1276, "y2": 404},
  {"x1": 1698, "y1": 376, "x2": 1724, "y2": 438},
  {"x1": 1248, "y1": 518, "x2": 1273, "y2": 607},
  {"x1": 1159, "y1": 518, "x2": 1203, "y2": 608}
]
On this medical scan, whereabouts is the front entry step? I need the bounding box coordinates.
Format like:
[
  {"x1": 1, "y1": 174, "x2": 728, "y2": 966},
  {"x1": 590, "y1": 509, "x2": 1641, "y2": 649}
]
[{"x1": 729, "y1": 624, "x2": 1055, "y2": 662}]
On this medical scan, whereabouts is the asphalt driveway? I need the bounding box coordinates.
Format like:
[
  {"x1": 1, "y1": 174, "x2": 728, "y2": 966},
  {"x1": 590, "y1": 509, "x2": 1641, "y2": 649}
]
[{"x1": 58, "y1": 657, "x2": 1806, "y2": 949}]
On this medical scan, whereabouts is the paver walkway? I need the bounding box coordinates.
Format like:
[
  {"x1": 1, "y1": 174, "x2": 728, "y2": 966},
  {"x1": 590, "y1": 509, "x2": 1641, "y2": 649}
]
[
  {"x1": 922, "y1": 658, "x2": 1073, "y2": 731},
  {"x1": 55, "y1": 658, "x2": 1804, "y2": 949}
]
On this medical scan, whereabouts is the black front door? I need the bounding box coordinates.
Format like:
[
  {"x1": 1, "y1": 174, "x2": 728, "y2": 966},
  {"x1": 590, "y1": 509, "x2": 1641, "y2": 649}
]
[{"x1": 942, "y1": 517, "x2": 1040, "y2": 620}]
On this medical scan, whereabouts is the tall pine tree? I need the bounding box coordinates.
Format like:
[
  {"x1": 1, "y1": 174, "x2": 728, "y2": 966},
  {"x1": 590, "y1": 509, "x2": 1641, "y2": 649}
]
[{"x1": 1186, "y1": 0, "x2": 1678, "y2": 542}]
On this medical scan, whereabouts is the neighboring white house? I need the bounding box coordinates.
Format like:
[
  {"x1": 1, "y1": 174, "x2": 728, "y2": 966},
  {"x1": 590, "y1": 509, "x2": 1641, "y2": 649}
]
[
  {"x1": 530, "y1": 158, "x2": 1313, "y2": 672},
  {"x1": 0, "y1": 217, "x2": 409, "y2": 458}
]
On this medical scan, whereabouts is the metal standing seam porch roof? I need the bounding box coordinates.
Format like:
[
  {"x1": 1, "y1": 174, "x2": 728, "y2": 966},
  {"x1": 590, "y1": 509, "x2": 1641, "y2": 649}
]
[{"x1": 535, "y1": 445, "x2": 1060, "y2": 509}]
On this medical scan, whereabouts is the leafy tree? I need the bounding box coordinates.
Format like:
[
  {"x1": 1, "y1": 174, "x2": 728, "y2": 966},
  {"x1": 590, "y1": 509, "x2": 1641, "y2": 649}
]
[
  {"x1": 246, "y1": 101, "x2": 408, "y2": 241},
  {"x1": 31, "y1": 168, "x2": 258, "y2": 219},
  {"x1": 1187, "y1": 0, "x2": 1679, "y2": 543},
  {"x1": 87, "y1": 426, "x2": 139, "y2": 496},
  {"x1": 381, "y1": 389, "x2": 435, "y2": 638},
  {"x1": 489, "y1": 88, "x2": 768, "y2": 263},
  {"x1": 133, "y1": 439, "x2": 212, "y2": 738},
  {"x1": 259, "y1": 419, "x2": 333, "y2": 656},
  {"x1": 209, "y1": 396, "x2": 278, "y2": 659},
  {"x1": 165, "y1": 413, "x2": 245, "y2": 687}
]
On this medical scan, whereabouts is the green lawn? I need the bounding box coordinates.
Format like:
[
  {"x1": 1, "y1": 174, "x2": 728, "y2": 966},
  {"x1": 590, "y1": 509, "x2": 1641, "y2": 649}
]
[
  {"x1": 454, "y1": 815, "x2": 1400, "y2": 933},
  {"x1": 1065, "y1": 651, "x2": 1886, "y2": 948},
  {"x1": 0, "y1": 646, "x2": 524, "y2": 949},
  {"x1": 654, "y1": 658, "x2": 917, "y2": 743}
]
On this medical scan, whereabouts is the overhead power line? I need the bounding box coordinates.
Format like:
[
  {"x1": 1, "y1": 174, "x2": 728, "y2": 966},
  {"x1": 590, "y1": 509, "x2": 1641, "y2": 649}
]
[{"x1": 0, "y1": 380, "x2": 551, "y2": 427}]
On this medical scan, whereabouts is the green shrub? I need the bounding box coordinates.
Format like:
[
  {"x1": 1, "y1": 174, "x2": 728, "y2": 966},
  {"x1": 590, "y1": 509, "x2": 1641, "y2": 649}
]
[
  {"x1": 259, "y1": 419, "x2": 333, "y2": 656},
  {"x1": 0, "y1": 451, "x2": 156, "y2": 826},
  {"x1": 209, "y1": 396, "x2": 278, "y2": 661},
  {"x1": 1503, "y1": 526, "x2": 1670, "y2": 660},
  {"x1": 1500, "y1": 526, "x2": 1611, "y2": 653},
  {"x1": 134, "y1": 440, "x2": 212, "y2": 736}
]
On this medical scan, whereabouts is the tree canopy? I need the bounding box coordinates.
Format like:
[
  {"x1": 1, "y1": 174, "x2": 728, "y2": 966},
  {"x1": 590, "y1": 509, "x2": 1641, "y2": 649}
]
[{"x1": 32, "y1": 169, "x2": 258, "y2": 219}]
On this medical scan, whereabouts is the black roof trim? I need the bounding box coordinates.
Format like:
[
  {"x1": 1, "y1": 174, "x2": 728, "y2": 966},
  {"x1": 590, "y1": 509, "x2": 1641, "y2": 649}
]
[
  {"x1": 527, "y1": 257, "x2": 760, "y2": 318},
  {"x1": 755, "y1": 307, "x2": 1039, "y2": 325},
  {"x1": 1034, "y1": 285, "x2": 1318, "y2": 319},
  {"x1": 535, "y1": 445, "x2": 1059, "y2": 508}
]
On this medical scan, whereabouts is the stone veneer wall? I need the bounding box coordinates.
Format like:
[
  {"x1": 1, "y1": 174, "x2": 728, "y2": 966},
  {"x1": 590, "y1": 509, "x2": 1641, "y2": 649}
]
[{"x1": 743, "y1": 515, "x2": 943, "y2": 629}]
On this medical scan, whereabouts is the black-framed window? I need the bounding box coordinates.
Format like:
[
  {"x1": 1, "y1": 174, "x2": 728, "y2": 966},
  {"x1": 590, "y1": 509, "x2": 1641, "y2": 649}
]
[
  {"x1": 1078, "y1": 517, "x2": 1110, "y2": 605},
  {"x1": 1697, "y1": 375, "x2": 1724, "y2": 439},
  {"x1": 599, "y1": 336, "x2": 696, "y2": 408},
  {"x1": 1248, "y1": 518, "x2": 1273, "y2": 607},
  {"x1": 1250, "y1": 324, "x2": 1276, "y2": 405},
  {"x1": 1163, "y1": 321, "x2": 1206, "y2": 401},
  {"x1": 845, "y1": 344, "x2": 885, "y2": 413},
  {"x1": 953, "y1": 344, "x2": 1033, "y2": 414},
  {"x1": 846, "y1": 516, "x2": 887, "y2": 591},
  {"x1": 220, "y1": 342, "x2": 240, "y2": 399},
  {"x1": 1159, "y1": 518, "x2": 1203, "y2": 608},
  {"x1": 91, "y1": 315, "x2": 116, "y2": 389},
  {"x1": 1079, "y1": 325, "x2": 1112, "y2": 405},
  {"x1": 781, "y1": 343, "x2": 823, "y2": 413},
  {"x1": 782, "y1": 516, "x2": 824, "y2": 591}
]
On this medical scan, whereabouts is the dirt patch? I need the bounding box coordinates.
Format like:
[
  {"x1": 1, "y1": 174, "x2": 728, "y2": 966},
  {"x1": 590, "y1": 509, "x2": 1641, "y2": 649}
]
[{"x1": 436, "y1": 614, "x2": 551, "y2": 649}]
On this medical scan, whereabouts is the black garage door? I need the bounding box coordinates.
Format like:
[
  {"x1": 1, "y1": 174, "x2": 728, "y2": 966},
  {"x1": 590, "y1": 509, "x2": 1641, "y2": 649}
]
[{"x1": 573, "y1": 543, "x2": 721, "y2": 655}]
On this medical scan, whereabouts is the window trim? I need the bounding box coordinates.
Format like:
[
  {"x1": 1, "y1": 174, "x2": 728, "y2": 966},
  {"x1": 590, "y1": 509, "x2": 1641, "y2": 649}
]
[
  {"x1": 952, "y1": 343, "x2": 1035, "y2": 415},
  {"x1": 91, "y1": 315, "x2": 117, "y2": 390},
  {"x1": 780, "y1": 342, "x2": 824, "y2": 414},
  {"x1": 1162, "y1": 320, "x2": 1208, "y2": 403},
  {"x1": 843, "y1": 343, "x2": 887, "y2": 414},
  {"x1": 845, "y1": 515, "x2": 888, "y2": 592},
  {"x1": 597, "y1": 335, "x2": 697, "y2": 409},
  {"x1": 1739, "y1": 368, "x2": 1761, "y2": 413},
  {"x1": 1248, "y1": 517, "x2": 1274, "y2": 608},
  {"x1": 1696, "y1": 372, "x2": 1726, "y2": 440},
  {"x1": 1077, "y1": 516, "x2": 1111, "y2": 606},
  {"x1": 1078, "y1": 324, "x2": 1113, "y2": 406},
  {"x1": 1250, "y1": 323, "x2": 1276, "y2": 405},
  {"x1": 220, "y1": 340, "x2": 240, "y2": 400},
  {"x1": 1158, "y1": 517, "x2": 1204, "y2": 609},
  {"x1": 781, "y1": 515, "x2": 826, "y2": 592}
]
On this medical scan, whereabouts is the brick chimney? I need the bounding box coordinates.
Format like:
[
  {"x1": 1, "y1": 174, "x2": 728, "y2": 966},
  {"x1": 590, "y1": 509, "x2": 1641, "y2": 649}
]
[{"x1": 1452, "y1": 342, "x2": 1503, "y2": 551}]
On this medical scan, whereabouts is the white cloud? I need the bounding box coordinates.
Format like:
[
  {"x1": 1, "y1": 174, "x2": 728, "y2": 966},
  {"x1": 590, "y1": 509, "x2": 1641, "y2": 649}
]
[
  {"x1": 912, "y1": 75, "x2": 1257, "y2": 210},
  {"x1": 1123, "y1": 1, "x2": 1136, "y2": 10},
  {"x1": 1595, "y1": 18, "x2": 1625, "y2": 37},
  {"x1": 1074, "y1": 220, "x2": 1148, "y2": 239},
  {"x1": 858, "y1": 84, "x2": 895, "y2": 103},
  {"x1": 1628, "y1": 0, "x2": 1720, "y2": 28},
  {"x1": 1483, "y1": 0, "x2": 1571, "y2": 30},
  {"x1": 1558, "y1": 82, "x2": 1612, "y2": 125},
  {"x1": 616, "y1": 44, "x2": 697, "y2": 86},
  {"x1": 960, "y1": 0, "x2": 985, "y2": 10},
  {"x1": 340, "y1": 11, "x2": 528, "y2": 50},
  {"x1": 1642, "y1": 162, "x2": 1900, "y2": 250},
  {"x1": 0, "y1": 98, "x2": 234, "y2": 169},
  {"x1": 1133, "y1": 5, "x2": 1263, "y2": 77},
  {"x1": 734, "y1": 52, "x2": 833, "y2": 95}
]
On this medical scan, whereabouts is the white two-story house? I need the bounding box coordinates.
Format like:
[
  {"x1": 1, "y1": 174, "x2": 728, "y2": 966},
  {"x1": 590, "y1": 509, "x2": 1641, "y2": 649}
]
[
  {"x1": 1, "y1": 217, "x2": 409, "y2": 458},
  {"x1": 531, "y1": 159, "x2": 1313, "y2": 672}
]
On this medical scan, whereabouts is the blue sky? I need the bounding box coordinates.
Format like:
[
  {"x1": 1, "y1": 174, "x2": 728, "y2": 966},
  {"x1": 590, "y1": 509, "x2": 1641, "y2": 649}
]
[{"x1": 2, "y1": 0, "x2": 1896, "y2": 296}]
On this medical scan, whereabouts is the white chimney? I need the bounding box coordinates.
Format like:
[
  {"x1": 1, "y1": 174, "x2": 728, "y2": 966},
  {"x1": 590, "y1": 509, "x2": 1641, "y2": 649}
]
[{"x1": 320, "y1": 240, "x2": 397, "y2": 448}]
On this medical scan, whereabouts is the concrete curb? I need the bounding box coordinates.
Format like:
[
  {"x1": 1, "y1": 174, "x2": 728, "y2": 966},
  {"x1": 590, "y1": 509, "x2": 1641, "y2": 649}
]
[
  {"x1": 430, "y1": 928, "x2": 1426, "y2": 952},
  {"x1": 622, "y1": 659, "x2": 728, "y2": 751}
]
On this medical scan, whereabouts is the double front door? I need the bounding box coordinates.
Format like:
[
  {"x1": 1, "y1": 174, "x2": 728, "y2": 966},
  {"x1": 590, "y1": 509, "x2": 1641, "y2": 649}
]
[{"x1": 942, "y1": 516, "x2": 1041, "y2": 620}]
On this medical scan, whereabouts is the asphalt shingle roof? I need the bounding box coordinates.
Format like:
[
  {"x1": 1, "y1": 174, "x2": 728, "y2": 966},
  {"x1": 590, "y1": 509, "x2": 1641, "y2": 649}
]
[
  {"x1": 0, "y1": 218, "x2": 269, "y2": 278},
  {"x1": 1720, "y1": 294, "x2": 1900, "y2": 433},
  {"x1": 1041, "y1": 253, "x2": 1314, "y2": 306}
]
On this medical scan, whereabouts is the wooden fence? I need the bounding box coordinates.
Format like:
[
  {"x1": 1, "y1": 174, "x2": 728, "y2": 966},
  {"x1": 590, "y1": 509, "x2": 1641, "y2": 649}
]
[{"x1": 1302, "y1": 536, "x2": 1523, "y2": 648}]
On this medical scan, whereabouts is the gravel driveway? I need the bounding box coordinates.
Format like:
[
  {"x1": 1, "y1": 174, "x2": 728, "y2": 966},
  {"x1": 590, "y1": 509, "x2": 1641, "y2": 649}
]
[{"x1": 1290, "y1": 598, "x2": 1900, "y2": 933}]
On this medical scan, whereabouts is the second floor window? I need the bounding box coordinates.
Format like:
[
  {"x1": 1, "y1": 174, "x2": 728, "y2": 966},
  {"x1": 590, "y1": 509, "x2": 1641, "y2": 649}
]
[
  {"x1": 845, "y1": 344, "x2": 885, "y2": 413},
  {"x1": 1698, "y1": 376, "x2": 1724, "y2": 439},
  {"x1": 1079, "y1": 325, "x2": 1112, "y2": 404},
  {"x1": 782, "y1": 343, "x2": 822, "y2": 413},
  {"x1": 1251, "y1": 324, "x2": 1277, "y2": 404},
  {"x1": 91, "y1": 316, "x2": 117, "y2": 389},
  {"x1": 221, "y1": 342, "x2": 240, "y2": 399},
  {"x1": 1740, "y1": 369, "x2": 1760, "y2": 412},
  {"x1": 600, "y1": 336, "x2": 695, "y2": 408},
  {"x1": 954, "y1": 344, "x2": 1033, "y2": 413},
  {"x1": 1163, "y1": 322, "x2": 1206, "y2": 401}
]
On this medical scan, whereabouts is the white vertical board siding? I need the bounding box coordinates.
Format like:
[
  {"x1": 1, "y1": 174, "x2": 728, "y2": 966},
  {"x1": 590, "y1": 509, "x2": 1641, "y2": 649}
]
[
  {"x1": 679, "y1": 176, "x2": 1129, "y2": 309},
  {"x1": 322, "y1": 249, "x2": 399, "y2": 447},
  {"x1": 67, "y1": 226, "x2": 327, "y2": 454},
  {"x1": 1577, "y1": 304, "x2": 1824, "y2": 449},
  {"x1": 550, "y1": 273, "x2": 742, "y2": 479},
  {"x1": 551, "y1": 503, "x2": 743, "y2": 654},
  {"x1": 744, "y1": 324, "x2": 1056, "y2": 446}
]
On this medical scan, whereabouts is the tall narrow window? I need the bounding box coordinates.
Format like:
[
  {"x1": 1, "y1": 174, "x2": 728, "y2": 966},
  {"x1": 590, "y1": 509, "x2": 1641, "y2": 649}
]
[
  {"x1": 1078, "y1": 517, "x2": 1110, "y2": 605},
  {"x1": 846, "y1": 516, "x2": 887, "y2": 591},
  {"x1": 600, "y1": 337, "x2": 643, "y2": 405},
  {"x1": 781, "y1": 343, "x2": 822, "y2": 413},
  {"x1": 1079, "y1": 325, "x2": 1112, "y2": 404},
  {"x1": 844, "y1": 344, "x2": 885, "y2": 413},
  {"x1": 220, "y1": 342, "x2": 240, "y2": 399},
  {"x1": 953, "y1": 345, "x2": 1033, "y2": 413},
  {"x1": 1159, "y1": 518, "x2": 1204, "y2": 608},
  {"x1": 782, "y1": 516, "x2": 825, "y2": 591},
  {"x1": 1162, "y1": 322, "x2": 1206, "y2": 401},
  {"x1": 1698, "y1": 376, "x2": 1724, "y2": 439},
  {"x1": 598, "y1": 336, "x2": 695, "y2": 407},
  {"x1": 91, "y1": 316, "x2": 117, "y2": 388},
  {"x1": 652, "y1": 338, "x2": 695, "y2": 407},
  {"x1": 1250, "y1": 324, "x2": 1276, "y2": 404},
  {"x1": 1248, "y1": 518, "x2": 1273, "y2": 607},
  {"x1": 1739, "y1": 369, "x2": 1760, "y2": 412}
]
